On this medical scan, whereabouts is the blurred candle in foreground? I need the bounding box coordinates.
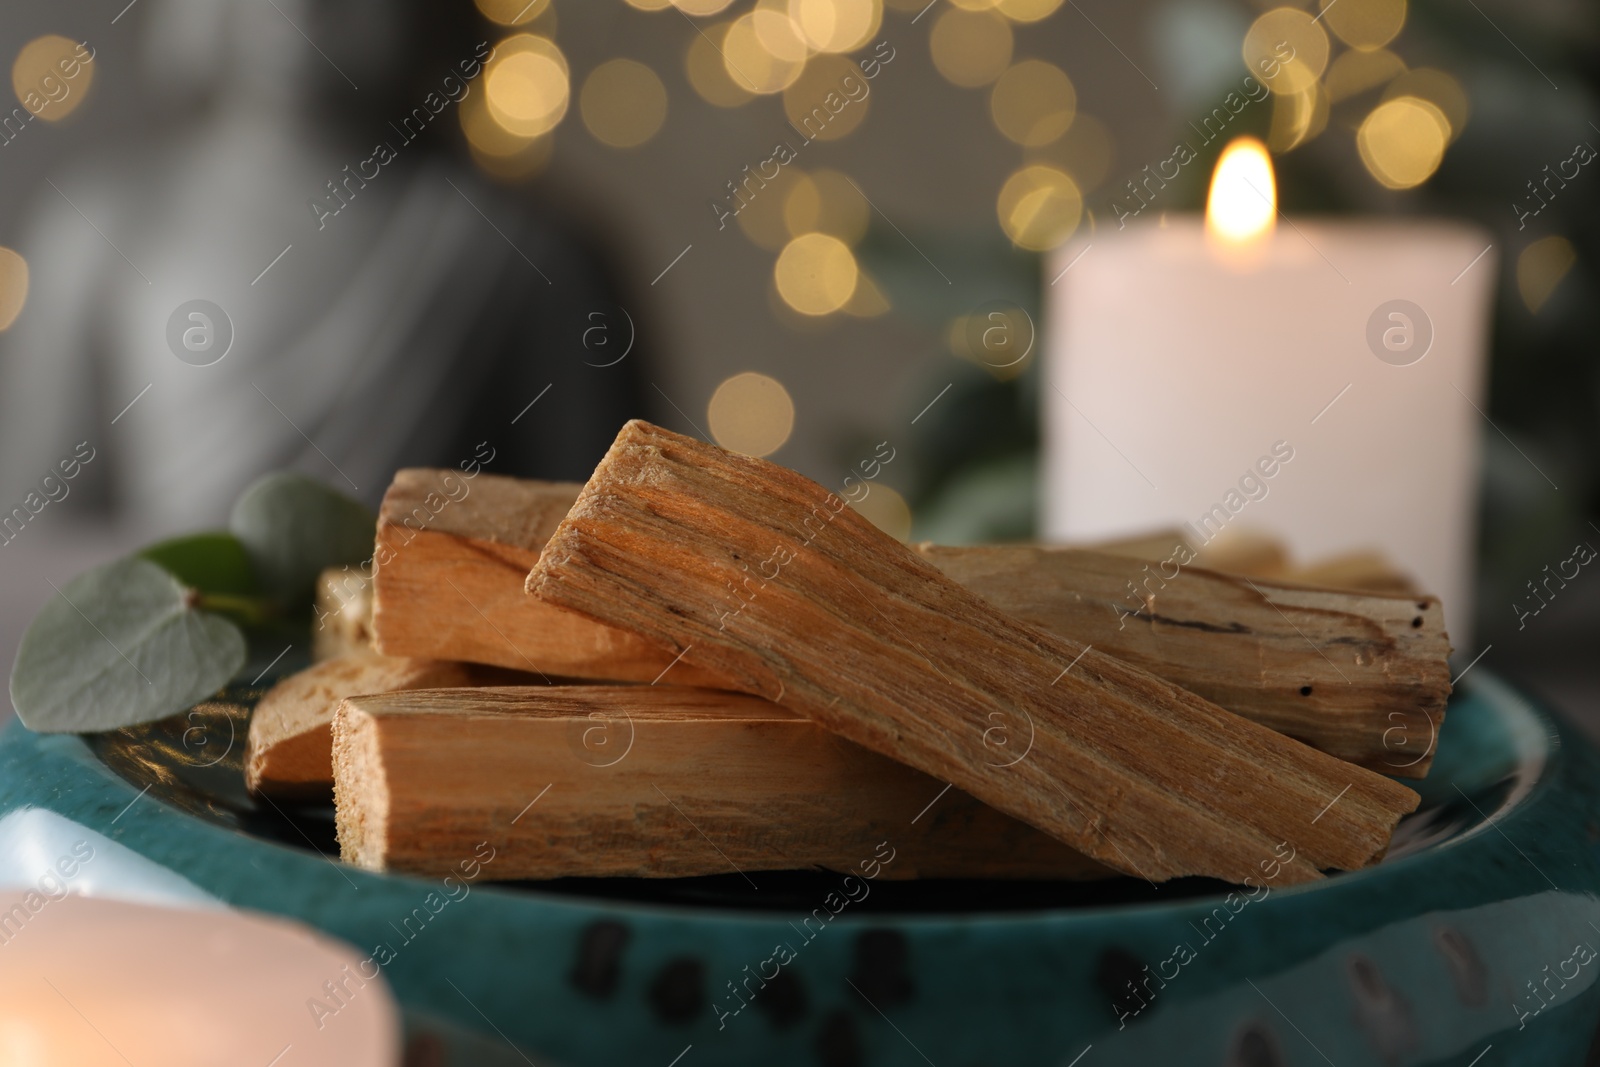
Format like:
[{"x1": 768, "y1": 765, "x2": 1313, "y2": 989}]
[
  {"x1": 0, "y1": 894, "x2": 398, "y2": 1066},
  {"x1": 1043, "y1": 137, "x2": 1495, "y2": 642}
]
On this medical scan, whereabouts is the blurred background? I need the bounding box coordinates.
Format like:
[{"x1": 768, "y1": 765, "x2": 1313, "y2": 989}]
[{"x1": 0, "y1": 0, "x2": 1595, "y2": 724}]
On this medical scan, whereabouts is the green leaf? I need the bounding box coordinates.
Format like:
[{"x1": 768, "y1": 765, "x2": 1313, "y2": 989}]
[
  {"x1": 9, "y1": 557, "x2": 246, "y2": 733},
  {"x1": 140, "y1": 531, "x2": 258, "y2": 596},
  {"x1": 229, "y1": 472, "x2": 375, "y2": 605}
]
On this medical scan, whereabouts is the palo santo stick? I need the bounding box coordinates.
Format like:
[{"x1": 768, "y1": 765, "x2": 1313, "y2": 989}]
[
  {"x1": 247, "y1": 652, "x2": 481, "y2": 798},
  {"x1": 1118, "y1": 526, "x2": 1422, "y2": 597},
  {"x1": 312, "y1": 568, "x2": 374, "y2": 661},
  {"x1": 333, "y1": 686, "x2": 1106, "y2": 880},
  {"x1": 915, "y1": 543, "x2": 1449, "y2": 777},
  {"x1": 1191, "y1": 528, "x2": 1292, "y2": 579},
  {"x1": 372, "y1": 471, "x2": 1445, "y2": 772},
  {"x1": 371, "y1": 469, "x2": 1445, "y2": 772},
  {"x1": 527, "y1": 421, "x2": 1420, "y2": 885},
  {"x1": 1285, "y1": 552, "x2": 1422, "y2": 596},
  {"x1": 1086, "y1": 527, "x2": 1196, "y2": 561},
  {"x1": 370, "y1": 469, "x2": 725, "y2": 687}
]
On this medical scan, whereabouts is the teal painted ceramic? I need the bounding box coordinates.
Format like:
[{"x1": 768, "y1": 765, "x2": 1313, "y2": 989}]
[{"x1": 0, "y1": 666, "x2": 1597, "y2": 1066}]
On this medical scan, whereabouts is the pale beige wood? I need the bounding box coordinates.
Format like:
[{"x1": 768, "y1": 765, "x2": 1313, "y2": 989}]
[
  {"x1": 1191, "y1": 527, "x2": 1292, "y2": 578},
  {"x1": 333, "y1": 686, "x2": 1108, "y2": 880},
  {"x1": 916, "y1": 543, "x2": 1449, "y2": 777},
  {"x1": 1285, "y1": 551, "x2": 1422, "y2": 596},
  {"x1": 246, "y1": 652, "x2": 478, "y2": 798},
  {"x1": 312, "y1": 567, "x2": 374, "y2": 661},
  {"x1": 1101, "y1": 526, "x2": 1421, "y2": 596},
  {"x1": 1085, "y1": 527, "x2": 1195, "y2": 561},
  {"x1": 369, "y1": 469, "x2": 726, "y2": 687},
  {"x1": 526, "y1": 420, "x2": 1420, "y2": 885}
]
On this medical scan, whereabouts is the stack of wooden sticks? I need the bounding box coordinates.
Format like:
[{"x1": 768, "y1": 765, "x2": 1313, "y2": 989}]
[{"x1": 245, "y1": 420, "x2": 1450, "y2": 886}]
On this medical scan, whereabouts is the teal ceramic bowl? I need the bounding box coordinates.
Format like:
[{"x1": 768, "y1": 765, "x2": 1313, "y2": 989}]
[{"x1": 0, "y1": 665, "x2": 1596, "y2": 1066}]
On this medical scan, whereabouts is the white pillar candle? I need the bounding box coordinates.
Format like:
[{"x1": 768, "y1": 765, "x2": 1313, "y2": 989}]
[
  {"x1": 1042, "y1": 140, "x2": 1496, "y2": 643},
  {"x1": 0, "y1": 894, "x2": 398, "y2": 1066}
]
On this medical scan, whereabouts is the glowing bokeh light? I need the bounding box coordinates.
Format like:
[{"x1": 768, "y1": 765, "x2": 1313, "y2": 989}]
[
  {"x1": 945, "y1": 306, "x2": 1034, "y2": 380},
  {"x1": 1025, "y1": 113, "x2": 1112, "y2": 193},
  {"x1": 783, "y1": 55, "x2": 871, "y2": 140},
  {"x1": 1242, "y1": 9, "x2": 1329, "y2": 96},
  {"x1": 1318, "y1": 0, "x2": 1405, "y2": 51},
  {"x1": 989, "y1": 60, "x2": 1076, "y2": 146},
  {"x1": 708, "y1": 372, "x2": 796, "y2": 456},
  {"x1": 673, "y1": 0, "x2": 738, "y2": 16},
  {"x1": 996, "y1": 164, "x2": 1082, "y2": 250},
  {"x1": 1517, "y1": 236, "x2": 1576, "y2": 314},
  {"x1": 735, "y1": 172, "x2": 797, "y2": 250},
  {"x1": 784, "y1": 174, "x2": 824, "y2": 236},
  {"x1": 462, "y1": 87, "x2": 534, "y2": 155},
  {"x1": 686, "y1": 22, "x2": 755, "y2": 107},
  {"x1": 783, "y1": 169, "x2": 870, "y2": 243},
  {"x1": 11, "y1": 35, "x2": 92, "y2": 122},
  {"x1": 581, "y1": 59, "x2": 668, "y2": 147},
  {"x1": 724, "y1": 13, "x2": 805, "y2": 94},
  {"x1": 995, "y1": 0, "x2": 1066, "y2": 21},
  {"x1": 1356, "y1": 96, "x2": 1448, "y2": 189},
  {"x1": 485, "y1": 35, "x2": 570, "y2": 138},
  {"x1": 0, "y1": 247, "x2": 29, "y2": 331},
  {"x1": 1325, "y1": 48, "x2": 1405, "y2": 103},
  {"x1": 462, "y1": 90, "x2": 554, "y2": 178},
  {"x1": 474, "y1": 0, "x2": 551, "y2": 25},
  {"x1": 1382, "y1": 68, "x2": 1467, "y2": 141},
  {"x1": 790, "y1": 0, "x2": 882, "y2": 54},
  {"x1": 930, "y1": 8, "x2": 1013, "y2": 88},
  {"x1": 753, "y1": 1, "x2": 812, "y2": 63},
  {"x1": 775, "y1": 233, "x2": 859, "y2": 315},
  {"x1": 849, "y1": 482, "x2": 912, "y2": 540},
  {"x1": 1267, "y1": 81, "x2": 1327, "y2": 152}
]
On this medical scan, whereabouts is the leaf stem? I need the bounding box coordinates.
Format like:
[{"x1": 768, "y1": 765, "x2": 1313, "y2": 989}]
[{"x1": 193, "y1": 592, "x2": 278, "y2": 627}]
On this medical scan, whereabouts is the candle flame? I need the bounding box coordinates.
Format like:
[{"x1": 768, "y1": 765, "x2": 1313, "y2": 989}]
[{"x1": 1206, "y1": 137, "x2": 1276, "y2": 246}]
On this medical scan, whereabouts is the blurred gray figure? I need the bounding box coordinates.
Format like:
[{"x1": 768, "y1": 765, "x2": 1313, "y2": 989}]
[{"x1": 0, "y1": 0, "x2": 644, "y2": 533}]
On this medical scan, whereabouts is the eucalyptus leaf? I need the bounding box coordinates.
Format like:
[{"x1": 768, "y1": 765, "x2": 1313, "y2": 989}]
[
  {"x1": 140, "y1": 531, "x2": 258, "y2": 596},
  {"x1": 9, "y1": 557, "x2": 246, "y2": 733},
  {"x1": 229, "y1": 472, "x2": 375, "y2": 605}
]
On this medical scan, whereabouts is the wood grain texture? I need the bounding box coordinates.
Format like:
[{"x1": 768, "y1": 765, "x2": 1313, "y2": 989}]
[
  {"x1": 915, "y1": 543, "x2": 1449, "y2": 776},
  {"x1": 245, "y1": 651, "x2": 478, "y2": 798},
  {"x1": 332, "y1": 686, "x2": 1107, "y2": 880},
  {"x1": 369, "y1": 469, "x2": 725, "y2": 686},
  {"x1": 368, "y1": 474, "x2": 1444, "y2": 772},
  {"x1": 526, "y1": 420, "x2": 1420, "y2": 885}
]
